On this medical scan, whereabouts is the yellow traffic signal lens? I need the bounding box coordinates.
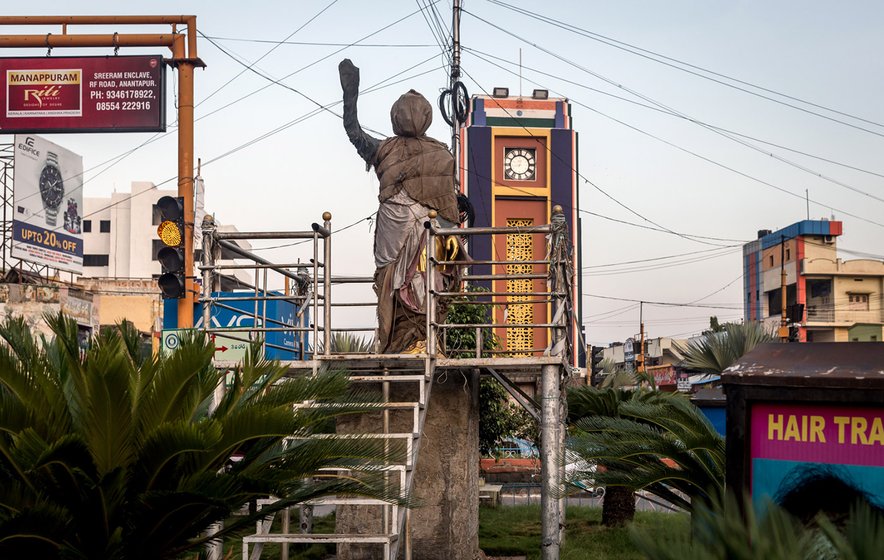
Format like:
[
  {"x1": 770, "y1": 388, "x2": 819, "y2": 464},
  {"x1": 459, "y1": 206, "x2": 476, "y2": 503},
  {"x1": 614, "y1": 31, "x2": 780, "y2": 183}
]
[{"x1": 157, "y1": 220, "x2": 182, "y2": 246}]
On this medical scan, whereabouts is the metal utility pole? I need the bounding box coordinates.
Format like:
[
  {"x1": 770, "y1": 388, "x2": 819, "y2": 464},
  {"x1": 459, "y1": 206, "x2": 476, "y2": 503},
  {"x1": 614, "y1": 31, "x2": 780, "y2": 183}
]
[
  {"x1": 450, "y1": 0, "x2": 462, "y2": 183},
  {"x1": 637, "y1": 301, "x2": 645, "y2": 375},
  {"x1": 0, "y1": 16, "x2": 204, "y2": 329},
  {"x1": 779, "y1": 236, "x2": 789, "y2": 342}
]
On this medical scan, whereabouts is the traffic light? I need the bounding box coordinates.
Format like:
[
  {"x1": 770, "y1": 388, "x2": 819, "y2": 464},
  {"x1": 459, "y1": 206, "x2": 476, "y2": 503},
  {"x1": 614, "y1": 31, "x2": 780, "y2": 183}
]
[
  {"x1": 155, "y1": 196, "x2": 186, "y2": 299},
  {"x1": 590, "y1": 346, "x2": 604, "y2": 375}
]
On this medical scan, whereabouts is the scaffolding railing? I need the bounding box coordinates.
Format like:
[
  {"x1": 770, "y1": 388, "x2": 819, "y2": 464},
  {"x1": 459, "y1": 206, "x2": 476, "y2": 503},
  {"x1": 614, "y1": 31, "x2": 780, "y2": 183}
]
[
  {"x1": 198, "y1": 214, "x2": 330, "y2": 366},
  {"x1": 198, "y1": 207, "x2": 575, "y2": 559},
  {"x1": 197, "y1": 207, "x2": 575, "y2": 368},
  {"x1": 425, "y1": 209, "x2": 573, "y2": 367}
]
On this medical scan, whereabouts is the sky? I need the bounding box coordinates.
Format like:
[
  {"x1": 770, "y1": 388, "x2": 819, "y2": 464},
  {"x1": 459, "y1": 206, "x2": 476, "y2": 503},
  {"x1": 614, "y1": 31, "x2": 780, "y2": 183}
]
[{"x1": 3, "y1": 1, "x2": 884, "y2": 346}]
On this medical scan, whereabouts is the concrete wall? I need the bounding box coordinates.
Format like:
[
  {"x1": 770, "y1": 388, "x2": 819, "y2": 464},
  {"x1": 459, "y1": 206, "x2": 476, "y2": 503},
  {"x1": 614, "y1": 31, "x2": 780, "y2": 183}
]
[
  {"x1": 847, "y1": 323, "x2": 883, "y2": 342},
  {"x1": 0, "y1": 283, "x2": 99, "y2": 337},
  {"x1": 802, "y1": 235, "x2": 837, "y2": 263},
  {"x1": 833, "y1": 275, "x2": 883, "y2": 325},
  {"x1": 77, "y1": 278, "x2": 161, "y2": 334}
]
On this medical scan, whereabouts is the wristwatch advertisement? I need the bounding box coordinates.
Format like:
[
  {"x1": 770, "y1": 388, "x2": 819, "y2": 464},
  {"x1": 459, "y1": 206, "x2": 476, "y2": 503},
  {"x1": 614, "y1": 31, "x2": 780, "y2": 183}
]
[
  {"x1": 11, "y1": 134, "x2": 84, "y2": 274},
  {"x1": 39, "y1": 151, "x2": 65, "y2": 227}
]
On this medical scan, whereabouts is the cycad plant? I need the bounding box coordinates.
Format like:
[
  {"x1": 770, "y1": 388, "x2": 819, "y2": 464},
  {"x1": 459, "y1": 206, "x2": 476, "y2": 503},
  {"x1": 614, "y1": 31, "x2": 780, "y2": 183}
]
[
  {"x1": 677, "y1": 320, "x2": 774, "y2": 374},
  {"x1": 568, "y1": 380, "x2": 725, "y2": 517},
  {"x1": 0, "y1": 313, "x2": 392, "y2": 559},
  {"x1": 632, "y1": 490, "x2": 884, "y2": 560}
]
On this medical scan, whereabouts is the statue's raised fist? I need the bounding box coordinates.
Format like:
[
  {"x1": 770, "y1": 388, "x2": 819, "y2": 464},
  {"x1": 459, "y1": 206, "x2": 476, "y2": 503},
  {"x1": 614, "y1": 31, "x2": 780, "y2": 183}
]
[{"x1": 339, "y1": 59, "x2": 360, "y2": 91}]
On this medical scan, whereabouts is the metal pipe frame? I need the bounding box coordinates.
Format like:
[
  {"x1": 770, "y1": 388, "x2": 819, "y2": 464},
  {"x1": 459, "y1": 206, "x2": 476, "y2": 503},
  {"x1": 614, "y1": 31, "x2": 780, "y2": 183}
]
[
  {"x1": 322, "y1": 214, "x2": 332, "y2": 356},
  {"x1": 433, "y1": 322, "x2": 559, "y2": 329},
  {"x1": 199, "y1": 294, "x2": 307, "y2": 303},
  {"x1": 216, "y1": 239, "x2": 307, "y2": 285},
  {"x1": 458, "y1": 273, "x2": 548, "y2": 281},
  {"x1": 440, "y1": 299, "x2": 552, "y2": 306},
  {"x1": 432, "y1": 224, "x2": 552, "y2": 236},
  {"x1": 436, "y1": 259, "x2": 551, "y2": 266},
  {"x1": 214, "y1": 230, "x2": 321, "y2": 240},
  {"x1": 435, "y1": 290, "x2": 556, "y2": 297},
  {"x1": 201, "y1": 263, "x2": 311, "y2": 270}
]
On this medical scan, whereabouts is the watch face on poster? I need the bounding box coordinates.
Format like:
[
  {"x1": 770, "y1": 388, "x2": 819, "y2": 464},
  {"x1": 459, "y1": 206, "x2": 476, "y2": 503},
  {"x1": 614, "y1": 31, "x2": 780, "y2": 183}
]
[
  {"x1": 504, "y1": 147, "x2": 536, "y2": 181},
  {"x1": 39, "y1": 156, "x2": 65, "y2": 226}
]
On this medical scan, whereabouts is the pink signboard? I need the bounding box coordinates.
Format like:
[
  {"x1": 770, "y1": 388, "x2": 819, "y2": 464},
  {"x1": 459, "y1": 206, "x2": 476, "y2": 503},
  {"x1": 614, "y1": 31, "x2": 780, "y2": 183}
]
[
  {"x1": 1, "y1": 55, "x2": 165, "y2": 133},
  {"x1": 751, "y1": 403, "x2": 884, "y2": 466},
  {"x1": 750, "y1": 402, "x2": 884, "y2": 512}
]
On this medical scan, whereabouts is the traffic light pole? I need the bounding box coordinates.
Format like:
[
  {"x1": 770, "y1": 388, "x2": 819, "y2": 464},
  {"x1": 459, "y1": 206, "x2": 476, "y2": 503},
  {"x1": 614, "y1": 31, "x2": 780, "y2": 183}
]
[
  {"x1": 0, "y1": 16, "x2": 204, "y2": 329},
  {"x1": 174, "y1": 43, "x2": 197, "y2": 328}
]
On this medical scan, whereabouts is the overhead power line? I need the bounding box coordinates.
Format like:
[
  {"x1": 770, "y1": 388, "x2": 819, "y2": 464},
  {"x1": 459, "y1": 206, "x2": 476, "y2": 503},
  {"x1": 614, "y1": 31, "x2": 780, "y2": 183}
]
[
  {"x1": 582, "y1": 248, "x2": 742, "y2": 277},
  {"x1": 194, "y1": 1, "x2": 439, "y2": 132},
  {"x1": 199, "y1": 0, "x2": 340, "y2": 107},
  {"x1": 464, "y1": 46, "x2": 884, "y2": 180},
  {"x1": 201, "y1": 36, "x2": 438, "y2": 48},
  {"x1": 463, "y1": 13, "x2": 884, "y2": 226},
  {"x1": 584, "y1": 246, "x2": 737, "y2": 269},
  {"x1": 584, "y1": 293, "x2": 743, "y2": 310},
  {"x1": 37, "y1": 59, "x2": 443, "y2": 227},
  {"x1": 484, "y1": 0, "x2": 884, "y2": 134},
  {"x1": 462, "y1": 48, "x2": 884, "y2": 231},
  {"x1": 459, "y1": 66, "x2": 737, "y2": 248},
  {"x1": 18, "y1": 4, "x2": 427, "y2": 212}
]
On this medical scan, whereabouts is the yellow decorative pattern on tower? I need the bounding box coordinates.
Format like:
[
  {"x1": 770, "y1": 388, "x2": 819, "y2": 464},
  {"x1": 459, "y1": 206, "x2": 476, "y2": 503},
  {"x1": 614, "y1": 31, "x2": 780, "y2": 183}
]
[{"x1": 506, "y1": 218, "x2": 534, "y2": 356}]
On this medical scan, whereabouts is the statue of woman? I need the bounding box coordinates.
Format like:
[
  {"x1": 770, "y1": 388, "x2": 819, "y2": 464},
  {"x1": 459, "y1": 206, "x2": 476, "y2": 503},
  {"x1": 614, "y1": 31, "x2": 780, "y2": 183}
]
[{"x1": 339, "y1": 59, "x2": 462, "y2": 354}]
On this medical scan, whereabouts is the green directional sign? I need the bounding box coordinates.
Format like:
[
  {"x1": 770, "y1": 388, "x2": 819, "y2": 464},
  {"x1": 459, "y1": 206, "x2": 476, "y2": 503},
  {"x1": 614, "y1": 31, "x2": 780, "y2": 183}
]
[
  {"x1": 161, "y1": 328, "x2": 190, "y2": 355},
  {"x1": 211, "y1": 334, "x2": 249, "y2": 363},
  {"x1": 161, "y1": 329, "x2": 250, "y2": 363}
]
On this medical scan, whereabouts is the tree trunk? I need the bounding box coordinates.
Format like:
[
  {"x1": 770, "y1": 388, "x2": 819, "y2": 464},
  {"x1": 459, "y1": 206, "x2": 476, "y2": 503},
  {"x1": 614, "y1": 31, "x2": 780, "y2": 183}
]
[{"x1": 601, "y1": 486, "x2": 636, "y2": 526}]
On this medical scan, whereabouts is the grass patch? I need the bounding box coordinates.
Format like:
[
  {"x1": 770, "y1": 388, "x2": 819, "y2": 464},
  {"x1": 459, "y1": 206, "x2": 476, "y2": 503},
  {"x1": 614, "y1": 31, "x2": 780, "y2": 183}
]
[{"x1": 480, "y1": 505, "x2": 689, "y2": 560}]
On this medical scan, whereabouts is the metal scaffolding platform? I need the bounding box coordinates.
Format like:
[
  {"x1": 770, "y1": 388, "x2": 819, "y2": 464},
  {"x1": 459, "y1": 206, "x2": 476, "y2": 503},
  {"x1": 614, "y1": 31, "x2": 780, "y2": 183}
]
[{"x1": 198, "y1": 208, "x2": 576, "y2": 560}]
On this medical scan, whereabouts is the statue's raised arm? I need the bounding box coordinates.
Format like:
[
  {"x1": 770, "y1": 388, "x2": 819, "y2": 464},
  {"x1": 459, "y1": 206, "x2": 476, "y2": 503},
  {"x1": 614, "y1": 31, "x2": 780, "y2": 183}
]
[{"x1": 339, "y1": 59, "x2": 380, "y2": 166}]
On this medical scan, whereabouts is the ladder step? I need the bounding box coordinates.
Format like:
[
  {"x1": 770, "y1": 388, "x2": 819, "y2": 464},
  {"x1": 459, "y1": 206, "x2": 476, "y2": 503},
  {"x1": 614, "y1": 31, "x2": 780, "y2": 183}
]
[
  {"x1": 296, "y1": 402, "x2": 422, "y2": 410},
  {"x1": 307, "y1": 433, "x2": 419, "y2": 440},
  {"x1": 304, "y1": 497, "x2": 397, "y2": 506},
  {"x1": 348, "y1": 374, "x2": 430, "y2": 383},
  {"x1": 244, "y1": 533, "x2": 397, "y2": 544},
  {"x1": 317, "y1": 464, "x2": 409, "y2": 473}
]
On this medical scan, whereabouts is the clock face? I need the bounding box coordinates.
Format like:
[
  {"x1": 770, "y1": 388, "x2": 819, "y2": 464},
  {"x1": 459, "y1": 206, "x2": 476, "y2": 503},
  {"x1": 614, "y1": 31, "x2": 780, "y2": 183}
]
[
  {"x1": 504, "y1": 148, "x2": 537, "y2": 181},
  {"x1": 39, "y1": 165, "x2": 65, "y2": 209}
]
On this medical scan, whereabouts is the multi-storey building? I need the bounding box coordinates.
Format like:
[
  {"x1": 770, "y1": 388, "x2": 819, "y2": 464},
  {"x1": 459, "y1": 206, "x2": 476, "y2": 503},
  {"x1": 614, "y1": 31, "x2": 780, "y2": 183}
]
[
  {"x1": 742, "y1": 219, "x2": 884, "y2": 342},
  {"x1": 79, "y1": 181, "x2": 251, "y2": 335}
]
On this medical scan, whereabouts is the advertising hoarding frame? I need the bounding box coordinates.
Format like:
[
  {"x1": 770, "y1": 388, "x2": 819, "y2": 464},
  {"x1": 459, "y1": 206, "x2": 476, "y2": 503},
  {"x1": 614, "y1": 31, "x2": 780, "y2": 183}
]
[
  {"x1": 11, "y1": 134, "x2": 84, "y2": 274},
  {"x1": 0, "y1": 54, "x2": 166, "y2": 134}
]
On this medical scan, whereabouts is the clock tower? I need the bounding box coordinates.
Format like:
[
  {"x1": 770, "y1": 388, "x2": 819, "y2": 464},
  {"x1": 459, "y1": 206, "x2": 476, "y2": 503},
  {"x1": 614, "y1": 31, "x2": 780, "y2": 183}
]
[{"x1": 461, "y1": 91, "x2": 583, "y2": 368}]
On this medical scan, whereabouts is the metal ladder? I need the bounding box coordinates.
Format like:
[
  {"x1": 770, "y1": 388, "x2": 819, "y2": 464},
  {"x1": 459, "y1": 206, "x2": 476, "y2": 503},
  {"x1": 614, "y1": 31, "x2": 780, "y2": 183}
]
[{"x1": 242, "y1": 354, "x2": 435, "y2": 560}]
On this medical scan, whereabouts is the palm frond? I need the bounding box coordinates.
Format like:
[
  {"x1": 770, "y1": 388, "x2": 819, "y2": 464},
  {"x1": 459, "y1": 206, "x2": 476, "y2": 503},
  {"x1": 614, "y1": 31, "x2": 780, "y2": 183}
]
[
  {"x1": 0, "y1": 311, "x2": 397, "y2": 559},
  {"x1": 675, "y1": 321, "x2": 774, "y2": 374}
]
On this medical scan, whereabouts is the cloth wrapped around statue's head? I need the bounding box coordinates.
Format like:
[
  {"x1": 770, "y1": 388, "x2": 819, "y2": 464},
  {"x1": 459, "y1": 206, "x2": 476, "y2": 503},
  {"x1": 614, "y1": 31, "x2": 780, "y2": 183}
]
[
  {"x1": 375, "y1": 90, "x2": 459, "y2": 223},
  {"x1": 390, "y1": 90, "x2": 433, "y2": 137}
]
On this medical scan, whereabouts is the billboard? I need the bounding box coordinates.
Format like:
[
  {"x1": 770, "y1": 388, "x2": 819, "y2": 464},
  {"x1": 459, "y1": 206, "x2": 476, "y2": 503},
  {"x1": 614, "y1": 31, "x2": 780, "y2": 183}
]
[
  {"x1": 12, "y1": 135, "x2": 84, "y2": 273},
  {"x1": 750, "y1": 402, "x2": 884, "y2": 513},
  {"x1": 0, "y1": 55, "x2": 165, "y2": 133},
  {"x1": 163, "y1": 293, "x2": 307, "y2": 361}
]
